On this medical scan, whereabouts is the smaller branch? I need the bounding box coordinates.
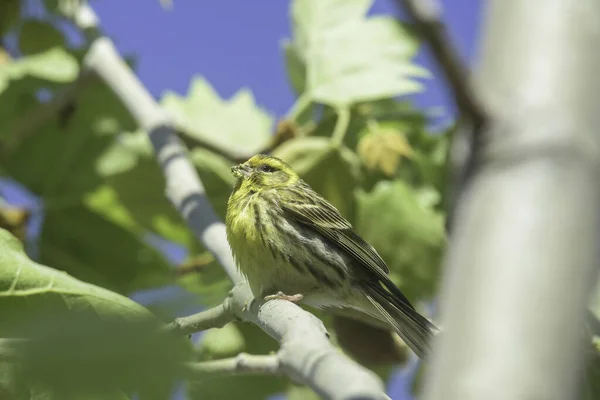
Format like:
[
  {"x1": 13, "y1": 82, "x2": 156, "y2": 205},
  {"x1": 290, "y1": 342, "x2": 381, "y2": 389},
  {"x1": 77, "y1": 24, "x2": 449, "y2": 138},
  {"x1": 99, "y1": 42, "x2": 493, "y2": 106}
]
[
  {"x1": 395, "y1": 0, "x2": 486, "y2": 125},
  {"x1": 167, "y1": 300, "x2": 234, "y2": 336},
  {"x1": 81, "y1": 35, "x2": 243, "y2": 285},
  {"x1": 185, "y1": 353, "x2": 280, "y2": 380}
]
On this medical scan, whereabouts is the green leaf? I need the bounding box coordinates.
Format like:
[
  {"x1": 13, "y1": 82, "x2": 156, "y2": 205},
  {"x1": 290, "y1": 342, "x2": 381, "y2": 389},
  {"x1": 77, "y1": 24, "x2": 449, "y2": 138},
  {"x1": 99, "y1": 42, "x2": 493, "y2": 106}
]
[
  {"x1": 3, "y1": 80, "x2": 134, "y2": 203},
  {"x1": 0, "y1": 227, "x2": 155, "y2": 323},
  {"x1": 93, "y1": 130, "x2": 196, "y2": 249},
  {"x1": 162, "y1": 77, "x2": 274, "y2": 155},
  {"x1": 0, "y1": 48, "x2": 78, "y2": 92},
  {"x1": 289, "y1": 0, "x2": 428, "y2": 106},
  {"x1": 18, "y1": 21, "x2": 66, "y2": 56},
  {"x1": 39, "y1": 204, "x2": 174, "y2": 295},
  {"x1": 272, "y1": 137, "x2": 361, "y2": 218},
  {"x1": 356, "y1": 180, "x2": 445, "y2": 301},
  {"x1": 176, "y1": 259, "x2": 232, "y2": 307},
  {"x1": 199, "y1": 323, "x2": 246, "y2": 359},
  {"x1": 0, "y1": 228, "x2": 190, "y2": 398}
]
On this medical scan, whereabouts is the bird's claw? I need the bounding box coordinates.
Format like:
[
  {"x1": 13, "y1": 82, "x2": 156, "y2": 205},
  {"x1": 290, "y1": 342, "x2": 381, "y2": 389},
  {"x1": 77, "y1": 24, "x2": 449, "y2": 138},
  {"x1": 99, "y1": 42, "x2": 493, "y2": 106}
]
[{"x1": 263, "y1": 291, "x2": 304, "y2": 303}]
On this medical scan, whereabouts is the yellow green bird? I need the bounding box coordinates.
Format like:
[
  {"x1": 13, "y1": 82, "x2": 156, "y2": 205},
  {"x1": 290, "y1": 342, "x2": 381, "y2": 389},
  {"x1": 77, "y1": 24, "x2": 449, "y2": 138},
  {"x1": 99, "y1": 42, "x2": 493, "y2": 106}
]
[{"x1": 225, "y1": 154, "x2": 437, "y2": 359}]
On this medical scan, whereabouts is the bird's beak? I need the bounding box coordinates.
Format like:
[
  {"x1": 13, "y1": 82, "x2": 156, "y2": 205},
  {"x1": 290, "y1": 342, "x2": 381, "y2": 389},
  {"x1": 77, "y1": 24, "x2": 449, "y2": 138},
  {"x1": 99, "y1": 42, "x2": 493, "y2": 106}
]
[{"x1": 231, "y1": 163, "x2": 251, "y2": 179}]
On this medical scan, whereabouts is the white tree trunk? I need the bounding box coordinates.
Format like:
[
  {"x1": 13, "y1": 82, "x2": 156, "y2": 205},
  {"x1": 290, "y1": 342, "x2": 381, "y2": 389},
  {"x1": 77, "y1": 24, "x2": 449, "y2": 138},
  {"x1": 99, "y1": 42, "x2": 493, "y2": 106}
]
[{"x1": 425, "y1": 1, "x2": 600, "y2": 399}]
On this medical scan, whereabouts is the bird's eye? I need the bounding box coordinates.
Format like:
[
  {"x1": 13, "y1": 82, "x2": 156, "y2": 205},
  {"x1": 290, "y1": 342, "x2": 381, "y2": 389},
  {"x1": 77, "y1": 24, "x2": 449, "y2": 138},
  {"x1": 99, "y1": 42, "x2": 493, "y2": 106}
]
[{"x1": 258, "y1": 164, "x2": 277, "y2": 173}]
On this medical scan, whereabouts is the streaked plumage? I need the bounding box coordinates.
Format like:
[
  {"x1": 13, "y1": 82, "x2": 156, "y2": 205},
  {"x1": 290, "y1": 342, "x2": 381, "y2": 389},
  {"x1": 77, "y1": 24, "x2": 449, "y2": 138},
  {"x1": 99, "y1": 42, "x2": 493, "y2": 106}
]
[{"x1": 225, "y1": 154, "x2": 437, "y2": 359}]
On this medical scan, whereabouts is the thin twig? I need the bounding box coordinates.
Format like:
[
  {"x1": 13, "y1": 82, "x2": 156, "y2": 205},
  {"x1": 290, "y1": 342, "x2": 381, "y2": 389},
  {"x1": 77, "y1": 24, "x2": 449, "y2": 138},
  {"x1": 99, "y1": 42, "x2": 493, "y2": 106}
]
[
  {"x1": 394, "y1": 0, "x2": 485, "y2": 125},
  {"x1": 82, "y1": 37, "x2": 243, "y2": 284},
  {"x1": 185, "y1": 353, "x2": 281, "y2": 379},
  {"x1": 167, "y1": 301, "x2": 234, "y2": 336},
  {"x1": 394, "y1": 0, "x2": 488, "y2": 235}
]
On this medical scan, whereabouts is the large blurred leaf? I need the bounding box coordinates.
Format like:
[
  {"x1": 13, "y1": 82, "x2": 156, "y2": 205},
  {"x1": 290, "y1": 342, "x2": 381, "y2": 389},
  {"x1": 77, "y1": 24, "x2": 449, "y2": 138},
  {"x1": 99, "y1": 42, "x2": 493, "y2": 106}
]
[
  {"x1": 272, "y1": 136, "x2": 361, "y2": 218},
  {"x1": 39, "y1": 204, "x2": 174, "y2": 295},
  {"x1": 162, "y1": 77, "x2": 274, "y2": 155},
  {"x1": 288, "y1": 0, "x2": 427, "y2": 106},
  {"x1": 356, "y1": 180, "x2": 445, "y2": 301},
  {"x1": 0, "y1": 228, "x2": 190, "y2": 399}
]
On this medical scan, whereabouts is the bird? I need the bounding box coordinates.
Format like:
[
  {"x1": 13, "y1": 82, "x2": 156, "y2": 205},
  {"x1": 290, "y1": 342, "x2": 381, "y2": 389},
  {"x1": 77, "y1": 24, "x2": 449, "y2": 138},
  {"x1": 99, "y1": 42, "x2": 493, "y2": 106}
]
[{"x1": 225, "y1": 154, "x2": 438, "y2": 359}]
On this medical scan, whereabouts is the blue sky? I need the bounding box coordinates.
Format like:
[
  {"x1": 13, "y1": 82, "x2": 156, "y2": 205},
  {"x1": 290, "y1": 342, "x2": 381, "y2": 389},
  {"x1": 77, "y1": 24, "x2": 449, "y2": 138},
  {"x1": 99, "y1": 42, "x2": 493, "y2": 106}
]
[
  {"x1": 3, "y1": 1, "x2": 484, "y2": 398},
  {"x1": 92, "y1": 0, "x2": 483, "y2": 122}
]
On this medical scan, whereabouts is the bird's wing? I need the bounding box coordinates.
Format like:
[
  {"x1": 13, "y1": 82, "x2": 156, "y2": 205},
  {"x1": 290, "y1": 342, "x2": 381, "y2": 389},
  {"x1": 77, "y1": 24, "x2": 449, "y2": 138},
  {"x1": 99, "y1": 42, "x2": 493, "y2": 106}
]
[
  {"x1": 282, "y1": 193, "x2": 417, "y2": 310},
  {"x1": 281, "y1": 189, "x2": 389, "y2": 277}
]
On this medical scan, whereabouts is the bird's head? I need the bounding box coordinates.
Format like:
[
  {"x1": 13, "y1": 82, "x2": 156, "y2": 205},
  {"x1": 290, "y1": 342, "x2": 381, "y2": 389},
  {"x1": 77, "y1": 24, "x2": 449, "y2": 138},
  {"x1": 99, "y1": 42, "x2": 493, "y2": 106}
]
[{"x1": 231, "y1": 154, "x2": 299, "y2": 191}]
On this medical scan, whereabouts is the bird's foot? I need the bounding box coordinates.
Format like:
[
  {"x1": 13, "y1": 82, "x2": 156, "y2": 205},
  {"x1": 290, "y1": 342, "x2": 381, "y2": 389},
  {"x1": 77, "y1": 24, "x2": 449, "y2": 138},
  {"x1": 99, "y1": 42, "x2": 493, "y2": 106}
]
[{"x1": 263, "y1": 291, "x2": 304, "y2": 303}]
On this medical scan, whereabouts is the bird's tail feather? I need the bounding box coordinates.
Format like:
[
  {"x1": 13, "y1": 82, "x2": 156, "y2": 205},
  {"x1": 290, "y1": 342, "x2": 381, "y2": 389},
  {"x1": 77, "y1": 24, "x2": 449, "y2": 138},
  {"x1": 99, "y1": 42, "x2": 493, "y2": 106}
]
[{"x1": 365, "y1": 285, "x2": 436, "y2": 360}]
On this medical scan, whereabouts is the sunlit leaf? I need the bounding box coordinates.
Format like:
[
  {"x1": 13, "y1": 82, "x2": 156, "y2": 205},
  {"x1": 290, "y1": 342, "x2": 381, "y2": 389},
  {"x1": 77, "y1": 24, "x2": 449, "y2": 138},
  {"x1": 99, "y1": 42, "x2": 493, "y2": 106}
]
[
  {"x1": 289, "y1": 0, "x2": 427, "y2": 106},
  {"x1": 95, "y1": 130, "x2": 196, "y2": 250},
  {"x1": 357, "y1": 123, "x2": 413, "y2": 177},
  {"x1": 0, "y1": 48, "x2": 78, "y2": 92},
  {"x1": 162, "y1": 77, "x2": 274, "y2": 155},
  {"x1": 200, "y1": 323, "x2": 246, "y2": 359}
]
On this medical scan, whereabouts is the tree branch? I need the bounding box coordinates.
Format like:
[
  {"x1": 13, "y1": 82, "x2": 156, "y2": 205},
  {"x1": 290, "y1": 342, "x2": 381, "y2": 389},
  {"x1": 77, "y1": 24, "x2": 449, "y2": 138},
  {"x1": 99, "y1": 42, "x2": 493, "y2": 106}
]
[
  {"x1": 394, "y1": 0, "x2": 485, "y2": 125},
  {"x1": 170, "y1": 284, "x2": 387, "y2": 399},
  {"x1": 65, "y1": 3, "x2": 388, "y2": 398},
  {"x1": 167, "y1": 301, "x2": 234, "y2": 336},
  {"x1": 185, "y1": 353, "x2": 281, "y2": 379},
  {"x1": 82, "y1": 36, "x2": 242, "y2": 284}
]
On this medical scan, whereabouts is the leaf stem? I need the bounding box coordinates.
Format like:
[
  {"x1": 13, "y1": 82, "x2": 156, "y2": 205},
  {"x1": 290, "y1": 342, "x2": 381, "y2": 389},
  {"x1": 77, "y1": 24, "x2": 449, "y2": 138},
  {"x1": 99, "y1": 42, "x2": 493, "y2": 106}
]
[
  {"x1": 330, "y1": 107, "x2": 351, "y2": 148},
  {"x1": 285, "y1": 92, "x2": 312, "y2": 121}
]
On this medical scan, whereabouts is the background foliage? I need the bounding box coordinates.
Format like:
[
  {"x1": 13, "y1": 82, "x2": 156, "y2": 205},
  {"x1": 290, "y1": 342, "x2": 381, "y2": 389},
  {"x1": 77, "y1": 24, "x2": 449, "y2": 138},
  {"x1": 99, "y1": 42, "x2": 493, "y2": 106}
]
[{"x1": 1, "y1": 0, "x2": 598, "y2": 399}]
